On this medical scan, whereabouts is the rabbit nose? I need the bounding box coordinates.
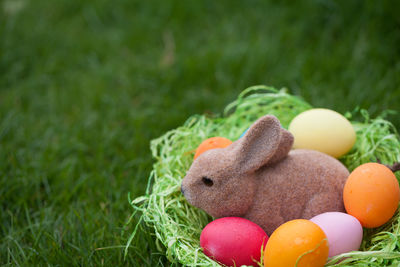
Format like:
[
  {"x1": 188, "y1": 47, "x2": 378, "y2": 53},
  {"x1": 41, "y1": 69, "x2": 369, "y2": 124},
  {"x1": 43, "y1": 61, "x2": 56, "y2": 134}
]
[{"x1": 181, "y1": 185, "x2": 186, "y2": 195}]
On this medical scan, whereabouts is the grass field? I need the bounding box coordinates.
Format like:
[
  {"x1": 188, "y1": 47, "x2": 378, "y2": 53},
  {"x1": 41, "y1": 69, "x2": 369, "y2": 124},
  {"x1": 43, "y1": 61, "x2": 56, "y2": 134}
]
[{"x1": 1, "y1": 0, "x2": 400, "y2": 266}]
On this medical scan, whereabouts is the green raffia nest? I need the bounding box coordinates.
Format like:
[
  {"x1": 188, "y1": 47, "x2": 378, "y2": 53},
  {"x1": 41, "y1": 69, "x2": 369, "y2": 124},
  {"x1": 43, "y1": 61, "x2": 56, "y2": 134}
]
[{"x1": 129, "y1": 86, "x2": 400, "y2": 266}]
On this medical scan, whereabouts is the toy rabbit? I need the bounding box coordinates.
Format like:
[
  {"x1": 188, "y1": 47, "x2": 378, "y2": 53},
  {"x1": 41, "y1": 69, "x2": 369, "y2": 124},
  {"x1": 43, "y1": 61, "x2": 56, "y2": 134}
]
[{"x1": 181, "y1": 115, "x2": 349, "y2": 235}]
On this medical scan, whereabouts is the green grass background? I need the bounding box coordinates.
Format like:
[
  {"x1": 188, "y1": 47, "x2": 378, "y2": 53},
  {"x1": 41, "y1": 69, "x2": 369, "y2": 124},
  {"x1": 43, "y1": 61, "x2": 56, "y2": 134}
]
[{"x1": 1, "y1": 0, "x2": 400, "y2": 266}]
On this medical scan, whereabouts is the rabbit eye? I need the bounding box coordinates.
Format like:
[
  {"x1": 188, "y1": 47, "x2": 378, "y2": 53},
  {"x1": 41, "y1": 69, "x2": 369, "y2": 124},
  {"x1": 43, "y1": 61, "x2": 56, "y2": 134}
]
[{"x1": 202, "y1": 176, "x2": 214, "y2": 187}]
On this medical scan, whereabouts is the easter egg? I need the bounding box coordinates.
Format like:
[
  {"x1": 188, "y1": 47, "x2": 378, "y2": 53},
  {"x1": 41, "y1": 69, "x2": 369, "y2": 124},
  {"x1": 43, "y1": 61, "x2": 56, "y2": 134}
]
[
  {"x1": 239, "y1": 128, "x2": 249, "y2": 138},
  {"x1": 288, "y1": 108, "x2": 356, "y2": 158},
  {"x1": 200, "y1": 217, "x2": 268, "y2": 267},
  {"x1": 194, "y1": 137, "x2": 232, "y2": 160},
  {"x1": 343, "y1": 162, "x2": 400, "y2": 228},
  {"x1": 264, "y1": 219, "x2": 329, "y2": 267},
  {"x1": 310, "y1": 212, "x2": 363, "y2": 257}
]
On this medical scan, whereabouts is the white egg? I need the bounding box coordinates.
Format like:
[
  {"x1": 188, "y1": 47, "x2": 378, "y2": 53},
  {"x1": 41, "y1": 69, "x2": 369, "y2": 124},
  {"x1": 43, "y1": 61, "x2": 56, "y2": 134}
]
[{"x1": 288, "y1": 108, "x2": 356, "y2": 158}]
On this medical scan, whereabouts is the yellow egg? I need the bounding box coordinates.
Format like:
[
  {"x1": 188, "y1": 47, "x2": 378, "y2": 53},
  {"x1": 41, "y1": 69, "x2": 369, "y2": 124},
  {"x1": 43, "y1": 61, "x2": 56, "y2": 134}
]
[{"x1": 288, "y1": 108, "x2": 356, "y2": 158}]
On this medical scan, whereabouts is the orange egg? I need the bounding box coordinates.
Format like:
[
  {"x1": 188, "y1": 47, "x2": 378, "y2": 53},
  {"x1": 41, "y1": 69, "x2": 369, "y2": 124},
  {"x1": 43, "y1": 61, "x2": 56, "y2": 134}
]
[
  {"x1": 194, "y1": 137, "x2": 233, "y2": 160},
  {"x1": 263, "y1": 219, "x2": 329, "y2": 267},
  {"x1": 343, "y1": 162, "x2": 400, "y2": 228}
]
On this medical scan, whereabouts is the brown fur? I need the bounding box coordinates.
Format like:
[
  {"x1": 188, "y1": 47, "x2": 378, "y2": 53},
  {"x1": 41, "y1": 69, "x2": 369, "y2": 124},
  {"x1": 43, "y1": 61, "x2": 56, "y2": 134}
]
[{"x1": 181, "y1": 115, "x2": 349, "y2": 235}]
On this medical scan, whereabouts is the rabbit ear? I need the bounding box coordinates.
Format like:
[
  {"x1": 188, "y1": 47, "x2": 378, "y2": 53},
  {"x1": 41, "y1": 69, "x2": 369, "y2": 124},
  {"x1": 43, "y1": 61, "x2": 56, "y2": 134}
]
[
  {"x1": 268, "y1": 128, "x2": 294, "y2": 165},
  {"x1": 231, "y1": 115, "x2": 282, "y2": 172}
]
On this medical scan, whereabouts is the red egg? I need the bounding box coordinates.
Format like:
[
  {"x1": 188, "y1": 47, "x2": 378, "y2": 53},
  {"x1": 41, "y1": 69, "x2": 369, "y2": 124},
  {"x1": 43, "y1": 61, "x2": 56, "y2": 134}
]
[{"x1": 200, "y1": 217, "x2": 268, "y2": 267}]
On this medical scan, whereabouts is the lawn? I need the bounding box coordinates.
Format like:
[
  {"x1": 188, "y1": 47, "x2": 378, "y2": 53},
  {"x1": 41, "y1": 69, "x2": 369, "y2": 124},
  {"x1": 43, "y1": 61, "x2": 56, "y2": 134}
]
[{"x1": 1, "y1": 0, "x2": 400, "y2": 266}]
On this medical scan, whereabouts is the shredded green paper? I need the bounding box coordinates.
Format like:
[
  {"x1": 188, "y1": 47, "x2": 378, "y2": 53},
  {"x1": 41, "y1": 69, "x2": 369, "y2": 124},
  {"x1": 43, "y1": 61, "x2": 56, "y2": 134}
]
[{"x1": 128, "y1": 85, "x2": 400, "y2": 266}]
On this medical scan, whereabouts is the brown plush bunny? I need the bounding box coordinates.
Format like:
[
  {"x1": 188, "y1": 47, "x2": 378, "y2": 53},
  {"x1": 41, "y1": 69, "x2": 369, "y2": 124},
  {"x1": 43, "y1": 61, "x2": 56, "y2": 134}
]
[{"x1": 181, "y1": 115, "x2": 349, "y2": 235}]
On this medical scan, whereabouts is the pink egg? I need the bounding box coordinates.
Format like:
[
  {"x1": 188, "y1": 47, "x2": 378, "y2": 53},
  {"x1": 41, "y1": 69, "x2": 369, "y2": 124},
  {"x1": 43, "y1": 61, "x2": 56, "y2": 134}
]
[
  {"x1": 200, "y1": 217, "x2": 268, "y2": 267},
  {"x1": 310, "y1": 212, "x2": 363, "y2": 257}
]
